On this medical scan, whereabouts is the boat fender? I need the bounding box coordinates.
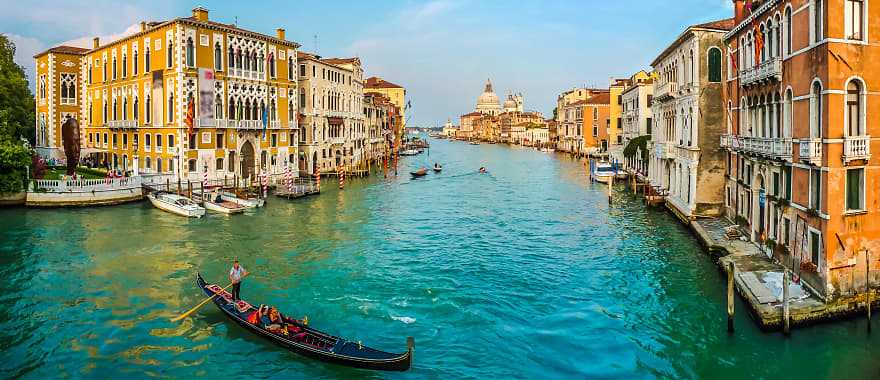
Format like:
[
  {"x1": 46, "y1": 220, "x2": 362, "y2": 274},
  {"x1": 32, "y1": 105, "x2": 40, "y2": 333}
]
[
  {"x1": 303, "y1": 315, "x2": 309, "y2": 326},
  {"x1": 358, "y1": 340, "x2": 363, "y2": 350}
]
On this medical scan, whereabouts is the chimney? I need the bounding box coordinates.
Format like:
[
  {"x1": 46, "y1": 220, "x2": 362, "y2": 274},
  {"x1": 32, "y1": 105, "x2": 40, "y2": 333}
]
[
  {"x1": 140, "y1": 21, "x2": 147, "y2": 32},
  {"x1": 276, "y1": 28, "x2": 285, "y2": 40},
  {"x1": 93, "y1": 37, "x2": 100, "y2": 49},
  {"x1": 192, "y1": 6, "x2": 209, "y2": 21},
  {"x1": 734, "y1": 0, "x2": 745, "y2": 25}
]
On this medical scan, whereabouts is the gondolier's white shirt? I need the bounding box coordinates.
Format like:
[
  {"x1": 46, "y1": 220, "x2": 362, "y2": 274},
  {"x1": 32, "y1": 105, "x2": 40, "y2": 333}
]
[{"x1": 230, "y1": 266, "x2": 245, "y2": 282}]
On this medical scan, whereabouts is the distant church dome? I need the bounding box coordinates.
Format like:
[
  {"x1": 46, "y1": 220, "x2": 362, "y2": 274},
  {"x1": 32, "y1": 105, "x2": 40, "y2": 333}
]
[
  {"x1": 503, "y1": 96, "x2": 517, "y2": 111},
  {"x1": 476, "y1": 79, "x2": 502, "y2": 116}
]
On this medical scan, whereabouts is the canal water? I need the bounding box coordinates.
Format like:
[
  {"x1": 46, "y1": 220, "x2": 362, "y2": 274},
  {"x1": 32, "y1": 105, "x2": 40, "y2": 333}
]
[{"x1": 1, "y1": 139, "x2": 878, "y2": 379}]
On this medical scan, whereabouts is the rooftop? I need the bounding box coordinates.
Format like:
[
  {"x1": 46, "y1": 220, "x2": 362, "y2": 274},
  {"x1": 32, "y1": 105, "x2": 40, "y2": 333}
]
[{"x1": 365, "y1": 76, "x2": 404, "y2": 89}]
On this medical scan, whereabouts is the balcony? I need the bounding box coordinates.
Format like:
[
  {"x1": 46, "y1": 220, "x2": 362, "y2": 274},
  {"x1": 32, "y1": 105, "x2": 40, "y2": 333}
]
[
  {"x1": 799, "y1": 138, "x2": 822, "y2": 165},
  {"x1": 843, "y1": 135, "x2": 871, "y2": 162},
  {"x1": 654, "y1": 141, "x2": 675, "y2": 159},
  {"x1": 654, "y1": 82, "x2": 678, "y2": 101},
  {"x1": 740, "y1": 58, "x2": 782, "y2": 87},
  {"x1": 725, "y1": 134, "x2": 792, "y2": 160},
  {"x1": 108, "y1": 120, "x2": 137, "y2": 129},
  {"x1": 269, "y1": 120, "x2": 281, "y2": 129}
]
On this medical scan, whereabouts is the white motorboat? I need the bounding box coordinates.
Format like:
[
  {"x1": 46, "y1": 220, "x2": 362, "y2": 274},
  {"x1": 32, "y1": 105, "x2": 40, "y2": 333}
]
[
  {"x1": 219, "y1": 191, "x2": 265, "y2": 208},
  {"x1": 469, "y1": 141, "x2": 480, "y2": 145},
  {"x1": 541, "y1": 148, "x2": 554, "y2": 153},
  {"x1": 591, "y1": 162, "x2": 616, "y2": 184},
  {"x1": 399, "y1": 149, "x2": 420, "y2": 156},
  {"x1": 148, "y1": 192, "x2": 206, "y2": 218}
]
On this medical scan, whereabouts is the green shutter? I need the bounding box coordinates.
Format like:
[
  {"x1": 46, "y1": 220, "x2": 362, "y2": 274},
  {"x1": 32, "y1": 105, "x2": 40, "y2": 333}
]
[
  {"x1": 846, "y1": 169, "x2": 862, "y2": 210},
  {"x1": 709, "y1": 48, "x2": 722, "y2": 82}
]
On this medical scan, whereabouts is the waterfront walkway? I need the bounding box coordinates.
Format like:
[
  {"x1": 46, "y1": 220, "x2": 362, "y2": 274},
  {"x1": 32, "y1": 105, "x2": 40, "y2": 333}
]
[{"x1": 693, "y1": 217, "x2": 873, "y2": 331}]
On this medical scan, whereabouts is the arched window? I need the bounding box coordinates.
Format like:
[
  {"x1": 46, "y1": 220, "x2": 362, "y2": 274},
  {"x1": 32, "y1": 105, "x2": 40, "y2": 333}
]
[
  {"x1": 123, "y1": 97, "x2": 128, "y2": 120},
  {"x1": 288, "y1": 57, "x2": 294, "y2": 80},
  {"x1": 156, "y1": 158, "x2": 163, "y2": 173},
  {"x1": 186, "y1": 37, "x2": 195, "y2": 67},
  {"x1": 167, "y1": 40, "x2": 174, "y2": 68},
  {"x1": 229, "y1": 46, "x2": 235, "y2": 70},
  {"x1": 689, "y1": 50, "x2": 695, "y2": 84},
  {"x1": 133, "y1": 50, "x2": 138, "y2": 74},
  {"x1": 289, "y1": 99, "x2": 295, "y2": 121},
  {"x1": 813, "y1": 0, "x2": 823, "y2": 43},
  {"x1": 846, "y1": 79, "x2": 864, "y2": 136},
  {"x1": 810, "y1": 81, "x2": 822, "y2": 138},
  {"x1": 708, "y1": 47, "x2": 722, "y2": 82},
  {"x1": 215, "y1": 94, "x2": 223, "y2": 119},
  {"x1": 145, "y1": 96, "x2": 151, "y2": 123},
  {"x1": 228, "y1": 97, "x2": 236, "y2": 120},
  {"x1": 145, "y1": 47, "x2": 151, "y2": 72},
  {"x1": 785, "y1": 7, "x2": 792, "y2": 55},
  {"x1": 784, "y1": 89, "x2": 792, "y2": 138},
  {"x1": 214, "y1": 42, "x2": 222, "y2": 70},
  {"x1": 168, "y1": 93, "x2": 174, "y2": 123},
  {"x1": 122, "y1": 54, "x2": 127, "y2": 77},
  {"x1": 112, "y1": 57, "x2": 117, "y2": 79},
  {"x1": 269, "y1": 52, "x2": 276, "y2": 77},
  {"x1": 145, "y1": 157, "x2": 151, "y2": 171},
  {"x1": 112, "y1": 99, "x2": 117, "y2": 120},
  {"x1": 243, "y1": 49, "x2": 250, "y2": 71}
]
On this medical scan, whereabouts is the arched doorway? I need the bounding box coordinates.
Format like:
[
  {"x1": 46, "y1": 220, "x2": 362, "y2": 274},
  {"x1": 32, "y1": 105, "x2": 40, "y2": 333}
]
[
  {"x1": 240, "y1": 140, "x2": 255, "y2": 180},
  {"x1": 312, "y1": 152, "x2": 318, "y2": 174},
  {"x1": 298, "y1": 152, "x2": 306, "y2": 173},
  {"x1": 754, "y1": 174, "x2": 766, "y2": 242},
  {"x1": 335, "y1": 149, "x2": 342, "y2": 167}
]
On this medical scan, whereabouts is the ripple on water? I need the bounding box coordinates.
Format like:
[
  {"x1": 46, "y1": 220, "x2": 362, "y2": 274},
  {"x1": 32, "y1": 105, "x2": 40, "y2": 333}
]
[{"x1": 2, "y1": 140, "x2": 880, "y2": 379}]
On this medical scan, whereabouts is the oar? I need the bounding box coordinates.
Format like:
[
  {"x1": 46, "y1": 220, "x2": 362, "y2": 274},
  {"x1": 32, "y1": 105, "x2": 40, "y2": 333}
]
[{"x1": 170, "y1": 274, "x2": 249, "y2": 322}]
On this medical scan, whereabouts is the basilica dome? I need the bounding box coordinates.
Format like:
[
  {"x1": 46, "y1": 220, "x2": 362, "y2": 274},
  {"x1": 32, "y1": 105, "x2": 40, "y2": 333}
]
[{"x1": 475, "y1": 79, "x2": 502, "y2": 116}]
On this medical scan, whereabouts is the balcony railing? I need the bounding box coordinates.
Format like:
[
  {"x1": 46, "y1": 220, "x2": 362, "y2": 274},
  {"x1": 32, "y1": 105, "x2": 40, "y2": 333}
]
[
  {"x1": 654, "y1": 141, "x2": 675, "y2": 159},
  {"x1": 843, "y1": 135, "x2": 871, "y2": 162},
  {"x1": 799, "y1": 138, "x2": 822, "y2": 165},
  {"x1": 654, "y1": 82, "x2": 678, "y2": 100},
  {"x1": 741, "y1": 58, "x2": 782, "y2": 87},
  {"x1": 725, "y1": 134, "x2": 792, "y2": 160},
  {"x1": 108, "y1": 120, "x2": 137, "y2": 129}
]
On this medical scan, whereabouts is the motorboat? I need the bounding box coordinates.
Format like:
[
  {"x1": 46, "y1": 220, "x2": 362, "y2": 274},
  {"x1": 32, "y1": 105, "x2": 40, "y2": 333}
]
[
  {"x1": 148, "y1": 191, "x2": 205, "y2": 218},
  {"x1": 410, "y1": 167, "x2": 428, "y2": 178},
  {"x1": 219, "y1": 191, "x2": 265, "y2": 208},
  {"x1": 591, "y1": 162, "x2": 616, "y2": 184},
  {"x1": 399, "y1": 149, "x2": 420, "y2": 156}
]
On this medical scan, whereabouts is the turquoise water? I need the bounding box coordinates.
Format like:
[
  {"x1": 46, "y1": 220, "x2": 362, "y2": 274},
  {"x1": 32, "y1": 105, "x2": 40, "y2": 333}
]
[{"x1": 1, "y1": 139, "x2": 878, "y2": 379}]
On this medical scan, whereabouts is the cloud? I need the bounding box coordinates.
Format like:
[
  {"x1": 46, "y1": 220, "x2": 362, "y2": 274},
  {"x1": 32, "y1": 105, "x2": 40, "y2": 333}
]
[
  {"x1": 399, "y1": 0, "x2": 460, "y2": 29},
  {"x1": 7, "y1": 34, "x2": 46, "y2": 87},
  {"x1": 60, "y1": 23, "x2": 142, "y2": 49}
]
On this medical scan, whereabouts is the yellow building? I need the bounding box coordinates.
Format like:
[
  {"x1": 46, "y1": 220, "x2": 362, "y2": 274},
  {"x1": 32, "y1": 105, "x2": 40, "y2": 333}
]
[
  {"x1": 35, "y1": 7, "x2": 301, "y2": 182},
  {"x1": 608, "y1": 78, "x2": 630, "y2": 146},
  {"x1": 364, "y1": 76, "x2": 406, "y2": 127}
]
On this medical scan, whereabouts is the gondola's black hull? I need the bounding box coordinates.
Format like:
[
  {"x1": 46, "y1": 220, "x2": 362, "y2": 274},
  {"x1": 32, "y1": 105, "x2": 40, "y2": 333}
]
[{"x1": 196, "y1": 274, "x2": 412, "y2": 371}]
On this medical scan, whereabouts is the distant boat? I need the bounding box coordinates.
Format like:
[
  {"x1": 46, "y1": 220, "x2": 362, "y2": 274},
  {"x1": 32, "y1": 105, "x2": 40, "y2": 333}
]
[
  {"x1": 591, "y1": 162, "x2": 616, "y2": 184},
  {"x1": 399, "y1": 149, "x2": 420, "y2": 156},
  {"x1": 410, "y1": 167, "x2": 428, "y2": 178},
  {"x1": 470, "y1": 141, "x2": 480, "y2": 145},
  {"x1": 541, "y1": 148, "x2": 554, "y2": 153},
  {"x1": 433, "y1": 164, "x2": 442, "y2": 172},
  {"x1": 148, "y1": 191, "x2": 205, "y2": 218}
]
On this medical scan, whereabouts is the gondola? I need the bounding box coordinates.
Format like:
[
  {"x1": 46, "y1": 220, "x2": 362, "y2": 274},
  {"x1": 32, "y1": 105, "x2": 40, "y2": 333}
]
[
  {"x1": 196, "y1": 274, "x2": 413, "y2": 371},
  {"x1": 410, "y1": 168, "x2": 428, "y2": 178}
]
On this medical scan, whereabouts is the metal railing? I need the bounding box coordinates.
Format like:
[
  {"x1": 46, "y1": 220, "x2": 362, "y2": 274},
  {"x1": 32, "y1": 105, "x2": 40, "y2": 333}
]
[
  {"x1": 843, "y1": 135, "x2": 871, "y2": 162},
  {"x1": 30, "y1": 173, "x2": 175, "y2": 193}
]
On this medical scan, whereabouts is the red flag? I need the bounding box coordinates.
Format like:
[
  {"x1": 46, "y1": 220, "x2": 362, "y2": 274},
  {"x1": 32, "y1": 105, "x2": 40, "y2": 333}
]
[
  {"x1": 754, "y1": 25, "x2": 764, "y2": 65},
  {"x1": 186, "y1": 97, "x2": 195, "y2": 135}
]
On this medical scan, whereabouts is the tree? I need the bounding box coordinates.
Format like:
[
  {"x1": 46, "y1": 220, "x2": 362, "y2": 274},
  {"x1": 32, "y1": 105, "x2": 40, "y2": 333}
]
[
  {"x1": 0, "y1": 34, "x2": 35, "y2": 143},
  {"x1": 552, "y1": 107, "x2": 558, "y2": 120},
  {"x1": 0, "y1": 112, "x2": 32, "y2": 193}
]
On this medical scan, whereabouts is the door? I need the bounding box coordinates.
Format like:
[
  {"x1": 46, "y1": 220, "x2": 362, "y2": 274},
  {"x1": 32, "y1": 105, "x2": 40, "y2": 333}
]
[{"x1": 240, "y1": 140, "x2": 255, "y2": 180}]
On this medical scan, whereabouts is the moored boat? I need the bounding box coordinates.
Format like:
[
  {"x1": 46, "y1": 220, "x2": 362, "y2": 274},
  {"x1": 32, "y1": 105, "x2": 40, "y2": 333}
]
[
  {"x1": 591, "y1": 162, "x2": 616, "y2": 184},
  {"x1": 196, "y1": 274, "x2": 413, "y2": 371},
  {"x1": 147, "y1": 191, "x2": 205, "y2": 218},
  {"x1": 220, "y1": 191, "x2": 265, "y2": 208},
  {"x1": 399, "y1": 149, "x2": 420, "y2": 156},
  {"x1": 203, "y1": 198, "x2": 247, "y2": 214}
]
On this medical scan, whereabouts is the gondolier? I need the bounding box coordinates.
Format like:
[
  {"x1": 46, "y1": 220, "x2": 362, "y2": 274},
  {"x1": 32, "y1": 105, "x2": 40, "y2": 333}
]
[{"x1": 228, "y1": 259, "x2": 248, "y2": 301}]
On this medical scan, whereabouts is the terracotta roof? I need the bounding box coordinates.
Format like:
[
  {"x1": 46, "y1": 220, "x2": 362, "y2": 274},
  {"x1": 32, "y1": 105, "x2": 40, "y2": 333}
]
[
  {"x1": 585, "y1": 93, "x2": 611, "y2": 105},
  {"x1": 460, "y1": 112, "x2": 482, "y2": 117},
  {"x1": 322, "y1": 57, "x2": 359, "y2": 65},
  {"x1": 693, "y1": 17, "x2": 735, "y2": 31},
  {"x1": 365, "y1": 76, "x2": 403, "y2": 89},
  {"x1": 35, "y1": 45, "x2": 90, "y2": 58}
]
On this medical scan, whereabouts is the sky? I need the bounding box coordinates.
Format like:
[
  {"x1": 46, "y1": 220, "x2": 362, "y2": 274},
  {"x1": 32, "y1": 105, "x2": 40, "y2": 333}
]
[{"x1": 2, "y1": 0, "x2": 733, "y2": 127}]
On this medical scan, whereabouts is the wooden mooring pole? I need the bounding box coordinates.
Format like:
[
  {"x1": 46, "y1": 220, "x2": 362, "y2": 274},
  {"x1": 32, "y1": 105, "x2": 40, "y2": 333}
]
[
  {"x1": 607, "y1": 176, "x2": 613, "y2": 205},
  {"x1": 727, "y1": 261, "x2": 735, "y2": 333},
  {"x1": 783, "y1": 269, "x2": 791, "y2": 335},
  {"x1": 867, "y1": 249, "x2": 872, "y2": 333}
]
